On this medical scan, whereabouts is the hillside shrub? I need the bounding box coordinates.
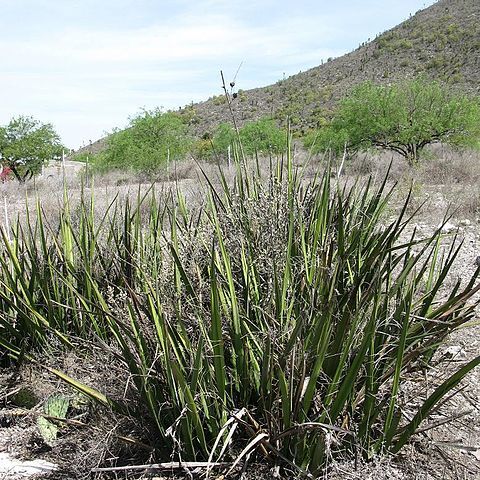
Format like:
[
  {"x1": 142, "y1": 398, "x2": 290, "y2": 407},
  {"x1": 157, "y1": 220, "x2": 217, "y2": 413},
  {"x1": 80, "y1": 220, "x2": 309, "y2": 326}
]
[
  {"x1": 93, "y1": 108, "x2": 192, "y2": 172},
  {"x1": 306, "y1": 79, "x2": 480, "y2": 164}
]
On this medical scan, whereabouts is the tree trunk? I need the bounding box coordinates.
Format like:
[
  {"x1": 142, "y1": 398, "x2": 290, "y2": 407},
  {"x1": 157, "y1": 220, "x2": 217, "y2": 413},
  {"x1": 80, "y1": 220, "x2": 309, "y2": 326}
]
[
  {"x1": 9, "y1": 165, "x2": 25, "y2": 183},
  {"x1": 405, "y1": 144, "x2": 421, "y2": 166}
]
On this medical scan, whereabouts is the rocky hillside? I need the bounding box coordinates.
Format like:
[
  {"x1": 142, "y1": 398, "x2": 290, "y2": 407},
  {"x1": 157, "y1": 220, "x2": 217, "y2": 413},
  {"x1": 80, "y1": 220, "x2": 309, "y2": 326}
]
[{"x1": 79, "y1": 0, "x2": 480, "y2": 154}]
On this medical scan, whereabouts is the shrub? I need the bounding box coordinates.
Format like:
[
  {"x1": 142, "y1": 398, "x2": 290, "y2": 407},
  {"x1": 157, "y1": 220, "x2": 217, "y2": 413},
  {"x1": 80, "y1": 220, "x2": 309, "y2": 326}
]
[
  {"x1": 309, "y1": 79, "x2": 480, "y2": 164},
  {"x1": 1, "y1": 150, "x2": 479, "y2": 476},
  {"x1": 212, "y1": 94, "x2": 227, "y2": 105},
  {"x1": 206, "y1": 118, "x2": 286, "y2": 160},
  {"x1": 211, "y1": 122, "x2": 237, "y2": 159},
  {"x1": 239, "y1": 117, "x2": 286, "y2": 155},
  {"x1": 303, "y1": 125, "x2": 349, "y2": 157},
  {"x1": 93, "y1": 108, "x2": 192, "y2": 172}
]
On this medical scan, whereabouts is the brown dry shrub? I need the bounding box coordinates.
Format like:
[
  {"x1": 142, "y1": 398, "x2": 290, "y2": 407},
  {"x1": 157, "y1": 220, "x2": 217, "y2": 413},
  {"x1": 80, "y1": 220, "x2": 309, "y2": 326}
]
[
  {"x1": 342, "y1": 145, "x2": 480, "y2": 187},
  {"x1": 417, "y1": 145, "x2": 480, "y2": 185}
]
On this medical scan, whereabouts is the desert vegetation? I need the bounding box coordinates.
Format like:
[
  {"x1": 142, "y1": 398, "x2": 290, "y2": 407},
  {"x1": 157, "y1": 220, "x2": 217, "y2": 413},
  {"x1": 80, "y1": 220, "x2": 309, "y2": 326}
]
[
  {"x1": 1, "y1": 2, "x2": 480, "y2": 476},
  {"x1": 91, "y1": 109, "x2": 193, "y2": 173},
  {"x1": 205, "y1": 117, "x2": 286, "y2": 160},
  {"x1": 73, "y1": 78, "x2": 480, "y2": 176},
  {"x1": 78, "y1": 112, "x2": 286, "y2": 171},
  {"x1": 304, "y1": 78, "x2": 480, "y2": 164},
  {"x1": 1, "y1": 127, "x2": 480, "y2": 477},
  {"x1": 0, "y1": 116, "x2": 64, "y2": 182}
]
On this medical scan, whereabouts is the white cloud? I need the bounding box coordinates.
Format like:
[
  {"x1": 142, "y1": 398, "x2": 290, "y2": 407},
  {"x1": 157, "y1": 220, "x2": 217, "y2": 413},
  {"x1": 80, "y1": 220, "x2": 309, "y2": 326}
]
[
  {"x1": 2, "y1": 13, "x2": 337, "y2": 68},
  {"x1": 0, "y1": 0, "x2": 436, "y2": 148}
]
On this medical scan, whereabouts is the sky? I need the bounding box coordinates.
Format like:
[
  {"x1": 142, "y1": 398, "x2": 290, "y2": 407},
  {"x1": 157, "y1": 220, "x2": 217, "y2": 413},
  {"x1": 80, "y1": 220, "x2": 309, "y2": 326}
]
[{"x1": 0, "y1": 0, "x2": 437, "y2": 149}]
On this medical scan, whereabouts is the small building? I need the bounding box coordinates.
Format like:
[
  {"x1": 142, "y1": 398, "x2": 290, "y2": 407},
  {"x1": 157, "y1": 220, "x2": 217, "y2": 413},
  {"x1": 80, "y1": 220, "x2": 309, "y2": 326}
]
[{"x1": 0, "y1": 165, "x2": 12, "y2": 182}]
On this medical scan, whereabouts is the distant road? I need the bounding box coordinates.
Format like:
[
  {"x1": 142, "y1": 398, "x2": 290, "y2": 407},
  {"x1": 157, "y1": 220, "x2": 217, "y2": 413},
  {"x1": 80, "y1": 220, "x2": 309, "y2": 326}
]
[{"x1": 41, "y1": 160, "x2": 85, "y2": 178}]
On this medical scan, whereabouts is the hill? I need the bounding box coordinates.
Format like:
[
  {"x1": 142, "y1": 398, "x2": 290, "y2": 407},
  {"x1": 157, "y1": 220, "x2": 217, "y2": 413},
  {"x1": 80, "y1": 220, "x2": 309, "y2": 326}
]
[{"x1": 78, "y1": 0, "x2": 480, "y2": 155}]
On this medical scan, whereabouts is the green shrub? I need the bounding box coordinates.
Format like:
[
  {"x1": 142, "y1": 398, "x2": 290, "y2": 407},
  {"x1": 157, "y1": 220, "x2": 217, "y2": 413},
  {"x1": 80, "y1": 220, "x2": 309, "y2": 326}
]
[
  {"x1": 377, "y1": 34, "x2": 413, "y2": 52},
  {"x1": 204, "y1": 118, "x2": 286, "y2": 160},
  {"x1": 303, "y1": 124, "x2": 349, "y2": 156},
  {"x1": 308, "y1": 79, "x2": 480, "y2": 164},
  {"x1": 93, "y1": 108, "x2": 192, "y2": 172},
  {"x1": 193, "y1": 137, "x2": 214, "y2": 160},
  {"x1": 212, "y1": 94, "x2": 227, "y2": 106},
  {"x1": 212, "y1": 122, "x2": 236, "y2": 158},
  {"x1": 239, "y1": 117, "x2": 286, "y2": 155}
]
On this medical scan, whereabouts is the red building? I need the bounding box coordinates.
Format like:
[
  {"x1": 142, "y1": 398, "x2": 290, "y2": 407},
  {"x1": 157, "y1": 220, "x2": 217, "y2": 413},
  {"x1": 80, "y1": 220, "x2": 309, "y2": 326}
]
[{"x1": 0, "y1": 166, "x2": 12, "y2": 182}]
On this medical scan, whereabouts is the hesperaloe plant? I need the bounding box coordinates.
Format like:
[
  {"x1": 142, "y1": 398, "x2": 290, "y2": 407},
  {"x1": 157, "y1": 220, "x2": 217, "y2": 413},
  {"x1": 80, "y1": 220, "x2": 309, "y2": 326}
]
[{"x1": 0, "y1": 140, "x2": 479, "y2": 476}]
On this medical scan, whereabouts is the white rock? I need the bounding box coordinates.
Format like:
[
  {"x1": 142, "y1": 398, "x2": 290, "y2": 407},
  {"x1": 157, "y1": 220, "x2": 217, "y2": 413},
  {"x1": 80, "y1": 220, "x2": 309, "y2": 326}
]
[
  {"x1": 438, "y1": 222, "x2": 456, "y2": 233},
  {"x1": 444, "y1": 345, "x2": 465, "y2": 358},
  {"x1": 0, "y1": 452, "x2": 57, "y2": 477}
]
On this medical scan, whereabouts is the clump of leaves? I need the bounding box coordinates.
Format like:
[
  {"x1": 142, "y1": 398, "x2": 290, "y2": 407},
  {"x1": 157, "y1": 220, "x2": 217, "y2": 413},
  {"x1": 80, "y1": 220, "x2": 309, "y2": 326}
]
[
  {"x1": 1, "y1": 141, "x2": 479, "y2": 476},
  {"x1": 37, "y1": 395, "x2": 69, "y2": 446}
]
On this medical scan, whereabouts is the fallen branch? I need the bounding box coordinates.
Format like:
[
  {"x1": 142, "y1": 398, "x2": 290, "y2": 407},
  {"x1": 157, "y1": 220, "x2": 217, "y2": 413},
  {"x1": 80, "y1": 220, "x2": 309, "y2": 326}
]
[{"x1": 91, "y1": 461, "x2": 230, "y2": 473}]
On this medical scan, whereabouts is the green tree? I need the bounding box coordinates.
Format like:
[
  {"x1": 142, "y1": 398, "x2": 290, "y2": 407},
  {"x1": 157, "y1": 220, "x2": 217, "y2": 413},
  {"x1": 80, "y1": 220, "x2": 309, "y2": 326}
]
[
  {"x1": 208, "y1": 119, "x2": 285, "y2": 161},
  {"x1": 303, "y1": 127, "x2": 349, "y2": 157},
  {"x1": 0, "y1": 116, "x2": 63, "y2": 182},
  {"x1": 239, "y1": 117, "x2": 286, "y2": 155},
  {"x1": 311, "y1": 79, "x2": 480, "y2": 164},
  {"x1": 211, "y1": 123, "x2": 236, "y2": 159},
  {"x1": 95, "y1": 108, "x2": 192, "y2": 172}
]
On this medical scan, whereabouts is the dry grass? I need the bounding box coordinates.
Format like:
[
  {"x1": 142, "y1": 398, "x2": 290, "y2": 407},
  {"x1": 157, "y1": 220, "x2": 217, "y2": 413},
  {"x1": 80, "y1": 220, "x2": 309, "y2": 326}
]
[
  {"x1": 343, "y1": 145, "x2": 480, "y2": 183},
  {"x1": 339, "y1": 145, "x2": 480, "y2": 220},
  {"x1": 0, "y1": 154, "x2": 295, "y2": 233},
  {"x1": 1, "y1": 145, "x2": 479, "y2": 238}
]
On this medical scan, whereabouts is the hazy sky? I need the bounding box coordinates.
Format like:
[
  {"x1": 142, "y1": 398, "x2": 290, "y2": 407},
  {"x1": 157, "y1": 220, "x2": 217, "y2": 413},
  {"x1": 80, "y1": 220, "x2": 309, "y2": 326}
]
[{"x1": 0, "y1": 0, "x2": 437, "y2": 148}]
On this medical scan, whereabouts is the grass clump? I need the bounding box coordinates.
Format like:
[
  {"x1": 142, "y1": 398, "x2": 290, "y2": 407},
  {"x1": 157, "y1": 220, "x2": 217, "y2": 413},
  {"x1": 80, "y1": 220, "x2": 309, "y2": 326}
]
[{"x1": 0, "y1": 141, "x2": 479, "y2": 476}]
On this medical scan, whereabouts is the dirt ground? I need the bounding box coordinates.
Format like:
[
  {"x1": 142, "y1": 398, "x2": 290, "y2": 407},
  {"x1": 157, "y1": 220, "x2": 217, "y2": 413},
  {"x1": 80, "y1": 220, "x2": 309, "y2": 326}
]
[{"x1": 1, "y1": 153, "x2": 480, "y2": 480}]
